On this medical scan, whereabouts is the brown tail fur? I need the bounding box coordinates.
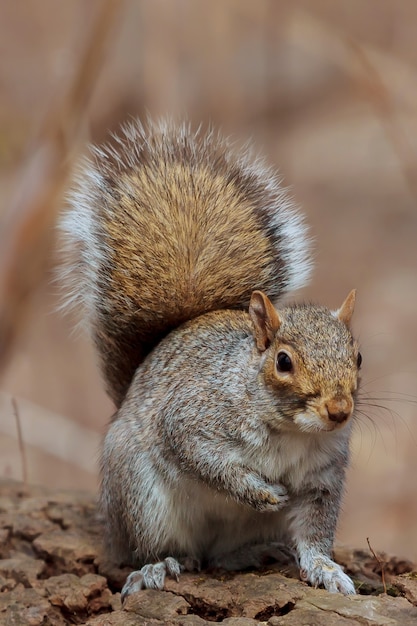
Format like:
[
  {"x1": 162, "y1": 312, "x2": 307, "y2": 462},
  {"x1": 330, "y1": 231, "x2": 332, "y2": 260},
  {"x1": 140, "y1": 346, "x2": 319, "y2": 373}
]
[{"x1": 59, "y1": 119, "x2": 311, "y2": 406}]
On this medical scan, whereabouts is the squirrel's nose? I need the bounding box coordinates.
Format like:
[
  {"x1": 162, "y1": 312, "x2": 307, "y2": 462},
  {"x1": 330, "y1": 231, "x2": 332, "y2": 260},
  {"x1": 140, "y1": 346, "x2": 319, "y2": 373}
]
[
  {"x1": 327, "y1": 409, "x2": 349, "y2": 424},
  {"x1": 326, "y1": 397, "x2": 352, "y2": 424}
]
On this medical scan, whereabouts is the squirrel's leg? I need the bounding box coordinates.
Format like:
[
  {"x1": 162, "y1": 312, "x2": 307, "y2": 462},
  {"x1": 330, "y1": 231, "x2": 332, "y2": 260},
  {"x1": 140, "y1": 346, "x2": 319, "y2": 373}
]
[{"x1": 290, "y1": 487, "x2": 356, "y2": 595}]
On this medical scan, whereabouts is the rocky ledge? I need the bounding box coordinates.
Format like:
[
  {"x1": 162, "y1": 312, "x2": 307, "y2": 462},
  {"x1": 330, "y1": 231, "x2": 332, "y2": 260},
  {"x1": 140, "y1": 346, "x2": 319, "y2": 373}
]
[{"x1": 0, "y1": 479, "x2": 416, "y2": 625}]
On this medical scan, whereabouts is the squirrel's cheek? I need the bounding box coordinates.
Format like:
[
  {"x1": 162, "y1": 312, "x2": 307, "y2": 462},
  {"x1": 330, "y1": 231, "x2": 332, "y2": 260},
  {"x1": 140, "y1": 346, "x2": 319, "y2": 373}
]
[{"x1": 260, "y1": 357, "x2": 279, "y2": 387}]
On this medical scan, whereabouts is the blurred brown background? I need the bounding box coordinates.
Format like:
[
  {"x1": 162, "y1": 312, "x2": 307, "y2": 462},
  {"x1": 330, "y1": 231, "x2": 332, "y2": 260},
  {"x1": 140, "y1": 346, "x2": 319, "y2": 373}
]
[{"x1": 0, "y1": 0, "x2": 416, "y2": 561}]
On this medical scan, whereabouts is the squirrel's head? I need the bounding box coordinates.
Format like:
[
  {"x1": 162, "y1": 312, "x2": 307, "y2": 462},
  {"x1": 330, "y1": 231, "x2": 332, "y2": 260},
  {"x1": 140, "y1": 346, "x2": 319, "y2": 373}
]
[{"x1": 249, "y1": 290, "x2": 361, "y2": 433}]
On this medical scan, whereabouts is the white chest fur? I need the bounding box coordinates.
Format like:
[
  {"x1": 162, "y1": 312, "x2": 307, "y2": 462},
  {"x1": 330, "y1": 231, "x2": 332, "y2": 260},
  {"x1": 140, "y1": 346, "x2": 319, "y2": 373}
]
[{"x1": 244, "y1": 424, "x2": 351, "y2": 492}]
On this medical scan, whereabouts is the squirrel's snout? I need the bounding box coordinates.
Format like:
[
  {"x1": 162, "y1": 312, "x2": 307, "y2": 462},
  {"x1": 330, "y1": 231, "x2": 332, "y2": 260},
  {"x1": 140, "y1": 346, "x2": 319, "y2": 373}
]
[
  {"x1": 327, "y1": 408, "x2": 350, "y2": 424},
  {"x1": 325, "y1": 397, "x2": 353, "y2": 425}
]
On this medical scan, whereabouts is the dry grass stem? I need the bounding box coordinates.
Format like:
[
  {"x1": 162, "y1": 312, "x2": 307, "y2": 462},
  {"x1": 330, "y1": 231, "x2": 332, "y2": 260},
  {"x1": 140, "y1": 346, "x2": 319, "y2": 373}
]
[
  {"x1": 0, "y1": 0, "x2": 124, "y2": 376},
  {"x1": 11, "y1": 397, "x2": 28, "y2": 486},
  {"x1": 347, "y1": 39, "x2": 417, "y2": 202},
  {"x1": 291, "y1": 11, "x2": 417, "y2": 201},
  {"x1": 367, "y1": 537, "x2": 387, "y2": 594}
]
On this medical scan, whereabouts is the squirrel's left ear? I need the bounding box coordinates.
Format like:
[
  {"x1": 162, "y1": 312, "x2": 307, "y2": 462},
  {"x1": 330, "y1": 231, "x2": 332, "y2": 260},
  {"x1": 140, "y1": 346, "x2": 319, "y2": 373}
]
[
  {"x1": 336, "y1": 289, "x2": 356, "y2": 327},
  {"x1": 249, "y1": 291, "x2": 282, "y2": 352}
]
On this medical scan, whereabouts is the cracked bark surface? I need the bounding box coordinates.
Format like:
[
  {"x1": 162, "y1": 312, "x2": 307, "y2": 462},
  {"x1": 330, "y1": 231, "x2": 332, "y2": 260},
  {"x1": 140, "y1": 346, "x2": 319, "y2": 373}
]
[{"x1": 0, "y1": 479, "x2": 416, "y2": 626}]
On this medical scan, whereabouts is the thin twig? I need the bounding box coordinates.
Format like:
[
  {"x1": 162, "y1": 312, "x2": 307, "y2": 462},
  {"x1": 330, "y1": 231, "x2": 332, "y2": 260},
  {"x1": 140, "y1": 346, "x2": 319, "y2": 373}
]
[
  {"x1": 11, "y1": 397, "x2": 28, "y2": 486},
  {"x1": 367, "y1": 537, "x2": 387, "y2": 594}
]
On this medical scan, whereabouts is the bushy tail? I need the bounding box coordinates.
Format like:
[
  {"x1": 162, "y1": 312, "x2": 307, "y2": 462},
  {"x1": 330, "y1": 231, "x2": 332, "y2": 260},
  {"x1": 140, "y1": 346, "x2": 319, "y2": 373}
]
[{"x1": 59, "y1": 119, "x2": 312, "y2": 406}]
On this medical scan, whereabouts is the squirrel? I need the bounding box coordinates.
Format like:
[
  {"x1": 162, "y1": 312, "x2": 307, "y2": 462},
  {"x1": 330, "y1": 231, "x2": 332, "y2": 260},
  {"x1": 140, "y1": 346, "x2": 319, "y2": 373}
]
[{"x1": 59, "y1": 118, "x2": 360, "y2": 598}]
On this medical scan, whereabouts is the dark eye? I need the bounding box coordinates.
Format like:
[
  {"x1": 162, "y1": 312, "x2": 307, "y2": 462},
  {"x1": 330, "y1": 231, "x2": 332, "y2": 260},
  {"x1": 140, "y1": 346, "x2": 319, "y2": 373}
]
[
  {"x1": 357, "y1": 352, "x2": 362, "y2": 369},
  {"x1": 276, "y1": 351, "x2": 293, "y2": 373}
]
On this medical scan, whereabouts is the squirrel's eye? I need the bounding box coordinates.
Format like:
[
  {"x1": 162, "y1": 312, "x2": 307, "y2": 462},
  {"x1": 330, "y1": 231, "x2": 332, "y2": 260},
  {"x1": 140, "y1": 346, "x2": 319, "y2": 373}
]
[
  {"x1": 357, "y1": 352, "x2": 362, "y2": 369},
  {"x1": 276, "y1": 351, "x2": 293, "y2": 373}
]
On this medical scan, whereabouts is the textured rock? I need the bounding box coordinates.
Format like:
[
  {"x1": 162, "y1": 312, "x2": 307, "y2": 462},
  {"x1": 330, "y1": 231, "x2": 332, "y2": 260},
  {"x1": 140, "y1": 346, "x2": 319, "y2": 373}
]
[
  {"x1": 298, "y1": 588, "x2": 417, "y2": 626},
  {"x1": 392, "y1": 573, "x2": 417, "y2": 606},
  {"x1": 44, "y1": 572, "x2": 112, "y2": 613},
  {"x1": 0, "y1": 587, "x2": 65, "y2": 625},
  {"x1": 165, "y1": 570, "x2": 303, "y2": 621},
  {"x1": 0, "y1": 553, "x2": 45, "y2": 587},
  {"x1": 124, "y1": 588, "x2": 191, "y2": 620},
  {"x1": 12, "y1": 512, "x2": 56, "y2": 540},
  {"x1": 33, "y1": 527, "x2": 99, "y2": 576},
  {"x1": 1, "y1": 478, "x2": 417, "y2": 625},
  {"x1": 269, "y1": 610, "x2": 360, "y2": 625}
]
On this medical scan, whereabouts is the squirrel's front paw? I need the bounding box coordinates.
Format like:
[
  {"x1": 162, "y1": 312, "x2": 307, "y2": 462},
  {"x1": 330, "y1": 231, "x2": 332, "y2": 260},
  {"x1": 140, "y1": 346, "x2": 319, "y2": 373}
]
[
  {"x1": 121, "y1": 557, "x2": 181, "y2": 601},
  {"x1": 252, "y1": 483, "x2": 289, "y2": 512},
  {"x1": 300, "y1": 554, "x2": 356, "y2": 595}
]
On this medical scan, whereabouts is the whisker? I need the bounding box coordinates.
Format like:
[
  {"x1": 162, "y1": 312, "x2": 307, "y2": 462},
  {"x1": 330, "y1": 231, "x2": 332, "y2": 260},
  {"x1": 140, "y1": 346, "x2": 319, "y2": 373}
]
[
  {"x1": 353, "y1": 382, "x2": 417, "y2": 456},
  {"x1": 355, "y1": 408, "x2": 389, "y2": 457}
]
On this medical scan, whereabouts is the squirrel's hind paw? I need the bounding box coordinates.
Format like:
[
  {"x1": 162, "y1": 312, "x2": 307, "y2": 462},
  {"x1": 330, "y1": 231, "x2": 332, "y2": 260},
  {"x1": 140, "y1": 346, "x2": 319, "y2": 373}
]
[
  {"x1": 121, "y1": 557, "x2": 181, "y2": 601},
  {"x1": 300, "y1": 555, "x2": 356, "y2": 595}
]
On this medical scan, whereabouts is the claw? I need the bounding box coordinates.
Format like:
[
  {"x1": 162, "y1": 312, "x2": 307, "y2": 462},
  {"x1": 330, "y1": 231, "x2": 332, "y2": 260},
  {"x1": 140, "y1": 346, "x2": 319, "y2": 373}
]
[
  {"x1": 121, "y1": 556, "x2": 183, "y2": 601},
  {"x1": 121, "y1": 570, "x2": 145, "y2": 602}
]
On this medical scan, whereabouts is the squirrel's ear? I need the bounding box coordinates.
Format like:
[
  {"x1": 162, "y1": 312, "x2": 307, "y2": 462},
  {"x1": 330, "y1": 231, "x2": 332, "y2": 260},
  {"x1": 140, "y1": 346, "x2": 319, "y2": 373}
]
[
  {"x1": 336, "y1": 289, "x2": 356, "y2": 327},
  {"x1": 249, "y1": 291, "x2": 281, "y2": 352}
]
